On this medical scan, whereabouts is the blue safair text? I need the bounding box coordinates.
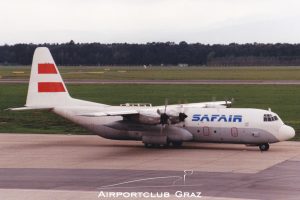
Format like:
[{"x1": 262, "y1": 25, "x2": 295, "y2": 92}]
[{"x1": 192, "y1": 114, "x2": 242, "y2": 122}]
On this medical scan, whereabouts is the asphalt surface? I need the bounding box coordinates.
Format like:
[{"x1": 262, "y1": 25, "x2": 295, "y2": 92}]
[
  {"x1": 0, "y1": 134, "x2": 300, "y2": 200},
  {"x1": 1, "y1": 79, "x2": 300, "y2": 85}
]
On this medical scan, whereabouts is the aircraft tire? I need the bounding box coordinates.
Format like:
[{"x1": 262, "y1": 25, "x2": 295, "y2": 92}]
[
  {"x1": 144, "y1": 143, "x2": 162, "y2": 148},
  {"x1": 259, "y1": 143, "x2": 269, "y2": 151},
  {"x1": 163, "y1": 141, "x2": 170, "y2": 148},
  {"x1": 172, "y1": 141, "x2": 183, "y2": 147},
  {"x1": 144, "y1": 143, "x2": 151, "y2": 148}
]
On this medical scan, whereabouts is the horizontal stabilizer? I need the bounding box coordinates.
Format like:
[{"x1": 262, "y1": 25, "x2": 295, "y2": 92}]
[{"x1": 7, "y1": 107, "x2": 53, "y2": 111}]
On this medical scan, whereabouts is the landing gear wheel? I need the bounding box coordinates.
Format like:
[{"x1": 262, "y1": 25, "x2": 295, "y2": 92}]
[
  {"x1": 144, "y1": 143, "x2": 151, "y2": 148},
  {"x1": 163, "y1": 141, "x2": 171, "y2": 148},
  {"x1": 144, "y1": 143, "x2": 162, "y2": 148},
  {"x1": 259, "y1": 143, "x2": 269, "y2": 151},
  {"x1": 172, "y1": 141, "x2": 183, "y2": 148}
]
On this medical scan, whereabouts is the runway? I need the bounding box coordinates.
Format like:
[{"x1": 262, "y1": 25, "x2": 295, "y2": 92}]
[
  {"x1": 1, "y1": 79, "x2": 300, "y2": 85},
  {"x1": 0, "y1": 134, "x2": 300, "y2": 200}
]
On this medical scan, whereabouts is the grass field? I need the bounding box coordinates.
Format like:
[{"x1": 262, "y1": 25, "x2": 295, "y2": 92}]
[
  {"x1": 0, "y1": 84, "x2": 299, "y2": 140},
  {"x1": 2, "y1": 66, "x2": 300, "y2": 80}
]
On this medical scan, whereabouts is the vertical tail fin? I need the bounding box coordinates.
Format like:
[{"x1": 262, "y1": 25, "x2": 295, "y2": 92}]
[
  {"x1": 26, "y1": 47, "x2": 72, "y2": 107},
  {"x1": 8, "y1": 47, "x2": 107, "y2": 111}
]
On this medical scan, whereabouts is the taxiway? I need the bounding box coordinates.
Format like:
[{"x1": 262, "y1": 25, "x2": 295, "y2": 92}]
[
  {"x1": 0, "y1": 134, "x2": 299, "y2": 200},
  {"x1": 1, "y1": 79, "x2": 300, "y2": 85}
]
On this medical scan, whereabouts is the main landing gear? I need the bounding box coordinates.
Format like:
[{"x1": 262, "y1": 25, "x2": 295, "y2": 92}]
[
  {"x1": 144, "y1": 141, "x2": 183, "y2": 148},
  {"x1": 259, "y1": 143, "x2": 270, "y2": 151}
]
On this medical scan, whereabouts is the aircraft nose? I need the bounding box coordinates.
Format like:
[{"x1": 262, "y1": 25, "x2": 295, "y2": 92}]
[{"x1": 278, "y1": 125, "x2": 295, "y2": 141}]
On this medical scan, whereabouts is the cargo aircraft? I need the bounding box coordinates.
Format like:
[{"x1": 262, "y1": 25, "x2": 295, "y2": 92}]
[{"x1": 9, "y1": 47, "x2": 295, "y2": 151}]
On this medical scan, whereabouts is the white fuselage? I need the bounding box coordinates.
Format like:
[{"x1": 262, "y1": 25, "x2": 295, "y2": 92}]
[{"x1": 52, "y1": 105, "x2": 295, "y2": 145}]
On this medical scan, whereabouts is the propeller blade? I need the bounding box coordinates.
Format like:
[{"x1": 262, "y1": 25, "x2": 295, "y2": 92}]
[
  {"x1": 157, "y1": 109, "x2": 161, "y2": 115},
  {"x1": 231, "y1": 98, "x2": 235, "y2": 104},
  {"x1": 180, "y1": 100, "x2": 187, "y2": 122},
  {"x1": 224, "y1": 97, "x2": 230, "y2": 108},
  {"x1": 180, "y1": 104, "x2": 184, "y2": 113},
  {"x1": 164, "y1": 98, "x2": 168, "y2": 113}
]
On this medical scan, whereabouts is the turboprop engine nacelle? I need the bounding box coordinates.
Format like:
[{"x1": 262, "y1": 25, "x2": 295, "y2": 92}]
[
  {"x1": 137, "y1": 114, "x2": 161, "y2": 125},
  {"x1": 137, "y1": 110, "x2": 187, "y2": 125},
  {"x1": 142, "y1": 126, "x2": 193, "y2": 145}
]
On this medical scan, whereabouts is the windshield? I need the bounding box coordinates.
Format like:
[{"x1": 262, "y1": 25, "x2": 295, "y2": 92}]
[{"x1": 263, "y1": 114, "x2": 279, "y2": 122}]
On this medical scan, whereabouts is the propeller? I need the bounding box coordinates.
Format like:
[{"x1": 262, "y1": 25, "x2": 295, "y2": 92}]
[
  {"x1": 157, "y1": 99, "x2": 169, "y2": 125},
  {"x1": 157, "y1": 99, "x2": 188, "y2": 131},
  {"x1": 178, "y1": 103, "x2": 188, "y2": 122},
  {"x1": 179, "y1": 112, "x2": 188, "y2": 122},
  {"x1": 157, "y1": 99, "x2": 170, "y2": 135},
  {"x1": 224, "y1": 97, "x2": 229, "y2": 108},
  {"x1": 224, "y1": 97, "x2": 234, "y2": 108}
]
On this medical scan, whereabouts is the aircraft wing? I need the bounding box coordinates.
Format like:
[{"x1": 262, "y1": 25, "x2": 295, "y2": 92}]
[
  {"x1": 78, "y1": 110, "x2": 139, "y2": 117},
  {"x1": 77, "y1": 100, "x2": 232, "y2": 119}
]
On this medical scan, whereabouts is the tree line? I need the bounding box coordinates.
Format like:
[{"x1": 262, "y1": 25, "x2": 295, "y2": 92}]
[{"x1": 1, "y1": 41, "x2": 300, "y2": 66}]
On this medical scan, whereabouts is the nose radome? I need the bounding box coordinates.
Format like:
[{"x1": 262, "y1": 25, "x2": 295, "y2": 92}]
[{"x1": 278, "y1": 125, "x2": 295, "y2": 141}]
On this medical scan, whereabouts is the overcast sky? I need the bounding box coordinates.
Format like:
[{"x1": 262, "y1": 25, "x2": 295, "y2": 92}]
[{"x1": 1, "y1": 0, "x2": 300, "y2": 44}]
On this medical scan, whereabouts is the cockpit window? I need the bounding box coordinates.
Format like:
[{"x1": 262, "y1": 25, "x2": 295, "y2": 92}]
[{"x1": 264, "y1": 114, "x2": 279, "y2": 122}]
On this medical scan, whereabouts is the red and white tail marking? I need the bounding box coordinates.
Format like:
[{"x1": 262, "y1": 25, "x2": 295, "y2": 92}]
[
  {"x1": 38, "y1": 62, "x2": 65, "y2": 93},
  {"x1": 37, "y1": 62, "x2": 65, "y2": 93},
  {"x1": 26, "y1": 47, "x2": 71, "y2": 106},
  {"x1": 38, "y1": 82, "x2": 66, "y2": 93},
  {"x1": 22, "y1": 47, "x2": 106, "y2": 108},
  {"x1": 38, "y1": 63, "x2": 58, "y2": 74}
]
